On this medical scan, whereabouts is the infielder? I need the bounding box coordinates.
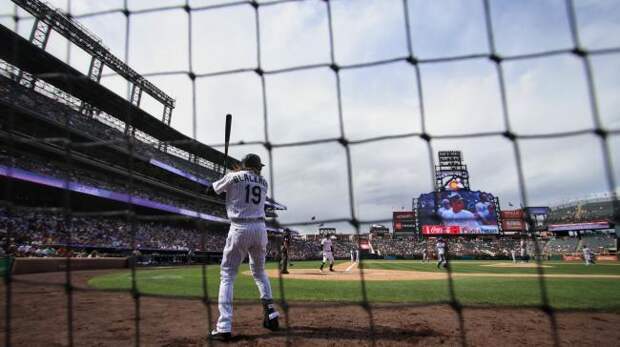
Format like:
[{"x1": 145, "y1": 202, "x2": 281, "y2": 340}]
[
  {"x1": 436, "y1": 237, "x2": 448, "y2": 269},
  {"x1": 582, "y1": 245, "x2": 595, "y2": 265},
  {"x1": 350, "y1": 248, "x2": 355, "y2": 263},
  {"x1": 208, "y1": 154, "x2": 279, "y2": 341},
  {"x1": 320, "y1": 234, "x2": 335, "y2": 272}
]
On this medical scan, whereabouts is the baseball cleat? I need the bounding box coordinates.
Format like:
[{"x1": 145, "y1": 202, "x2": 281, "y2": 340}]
[
  {"x1": 209, "y1": 330, "x2": 232, "y2": 341},
  {"x1": 281, "y1": 270, "x2": 289, "y2": 274},
  {"x1": 263, "y1": 303, "x2": 280, "y2": 331}
]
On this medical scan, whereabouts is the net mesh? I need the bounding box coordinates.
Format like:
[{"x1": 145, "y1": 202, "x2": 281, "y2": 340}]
[{"x1": 1, "y1": 0, "x2": 619, "y2": 346}]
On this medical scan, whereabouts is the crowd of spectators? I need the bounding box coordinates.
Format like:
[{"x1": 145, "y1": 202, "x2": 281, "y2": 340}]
[
  {"x1": 4, "y1": 204, "x2": 615, "y2": 262},
  {"x1": 363, "y1": 236, "x2": 614, "y2": 259},
  {"x1": 1, "y1": 208, "x2": 229, "y2": 257},
  {"x1": 543, "y1": 238, "x2": 579, "y2": 255},
  {"x1": 548, "y1": 199, "x2": 616, "y2": 224},
  {"x1": 0, "y1": 150, "x2": 226, "y2": 219}
]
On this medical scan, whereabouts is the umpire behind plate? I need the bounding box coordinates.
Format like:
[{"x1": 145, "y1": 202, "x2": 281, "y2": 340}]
[{"x1": 208, "y1": 153, "x2": 280, "y2": 341}]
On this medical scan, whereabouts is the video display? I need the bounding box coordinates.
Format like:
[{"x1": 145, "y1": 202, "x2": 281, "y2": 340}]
[
  {"x1": 417, "y1": 190, "x2": 499, "y2": 235},
  {"x1": 393, "y1": 211, "x2": 416, "y2": 233}
]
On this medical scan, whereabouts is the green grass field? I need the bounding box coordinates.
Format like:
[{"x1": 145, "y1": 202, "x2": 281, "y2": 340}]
[{"x1": 88, "y1": 260, "x2": 620, "y2": 311}]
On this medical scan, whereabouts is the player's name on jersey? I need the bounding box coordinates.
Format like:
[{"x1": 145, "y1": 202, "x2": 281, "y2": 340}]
[{"x1": 232, "y1": 173, "x2": 268, "y2": 187}]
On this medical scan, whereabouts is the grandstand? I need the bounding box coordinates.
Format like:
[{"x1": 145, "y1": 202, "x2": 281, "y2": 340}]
[
  {"x1": 548, "y1": 195, "x2": 616, "y2": 224},
  {"x1": 0, "y1": 2, "x2": 286, "y2": 262}
]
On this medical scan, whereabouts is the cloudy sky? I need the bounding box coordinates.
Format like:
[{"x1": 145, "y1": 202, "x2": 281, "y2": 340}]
[{"x1": 1, "y1": 0, "x2": 619, "y2": 234}]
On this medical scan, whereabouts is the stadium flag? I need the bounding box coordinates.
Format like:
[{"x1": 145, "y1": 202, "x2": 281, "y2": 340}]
[
  {"x1": 319, "y1": 223, "x2": 324, "y2": 227},
  {"x1": 508, "y1": 202, "x2": 514, "y2": 207},
  {"x1": 311, "y1": 216, "x2": 316, "y2": 221}
]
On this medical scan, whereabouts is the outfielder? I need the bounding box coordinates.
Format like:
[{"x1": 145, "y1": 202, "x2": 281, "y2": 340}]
[
  {"x1": 436, "y1": 237, "x2": 448, "y2": 269},
  {"x1": 208, "y1": 154, "x2": 279, "y2": 341},
  {"x1": 320, "y1": 234, "x2": 335, "y2": 272}
]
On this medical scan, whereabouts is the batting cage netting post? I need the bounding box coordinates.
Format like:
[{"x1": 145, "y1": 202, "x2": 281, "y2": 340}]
[{"x1": 1, "y1": 0, "x2": 619, "y2": 346}]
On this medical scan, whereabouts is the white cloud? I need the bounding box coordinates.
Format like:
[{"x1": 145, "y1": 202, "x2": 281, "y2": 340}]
[
  {"x1": 590, "y1": 54, "x2": 620, "y2": 129},
  {"x1": 129, "y1": 9, "x2": 188, "y2": 73},
  {"x1": 518, "y1": 134, "x2": 610, "y2": 205},
  {"x1": 127, "y1": 0, "x2": 184, "y2": 12},
  {"x1": 330, "y1": 0, "x2": 408, "y2": 65},
  {"x1": 574, "y1": 0, "x2": 620, "y2": 49},
  {"x1": 490, "y1": 0, "x2": 573, "y2": 55},
  {"x1": 195, "y1": 72, "x2": 264, "y2": 145},
  {"x1": 2, "y1": 0, "x2": 619, "y2": 234},
  {"x1": 71, "y1": 1, "x2": 123, "y2": 15},
  {"x1": 264, "y1": 67, "x2": 340, "y2": 143},
  {"x1": 191, "y1": 5, "x2": 256, "y2": 73},
  {"x1": 503, "y1": 55, "x2": 594, "y2": 134},
  {"x1": 409, "y1": 0, "x2": 489, "y2": 58},
  {"x1": 0, "y1": 2, "x2": 15, "y2": 14},
  {"x1": 351, "y1": 137, "x2": 433, "y2": 220},
  {"x1": 272, "y1": 143, "x2": 351, "y2": 226},
  {"x1": 421, "y1": 59, "x2": 505, "y2": 136},
  {"x1": 259, "y1": 0, "x2": 330, "y2": 71},
  {"x1": 340, "y1": 62, "x2": 422, "y2": 140}
]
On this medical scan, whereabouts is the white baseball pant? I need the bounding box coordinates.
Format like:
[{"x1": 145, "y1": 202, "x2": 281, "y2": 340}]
[{"x1": 216, "y1": 222, "x2": 272, "y2": 333}]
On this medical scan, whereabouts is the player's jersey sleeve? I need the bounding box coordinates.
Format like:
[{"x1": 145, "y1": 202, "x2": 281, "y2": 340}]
[{"x1": 212, "y1": 174, "x2": 233, "y2": 195}]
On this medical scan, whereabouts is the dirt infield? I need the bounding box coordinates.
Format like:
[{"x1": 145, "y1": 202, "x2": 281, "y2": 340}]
[
  {"x1": 256, "y1": 262, "x2": 620, "y2": 281},
  {"x1": 481, "y1": 262, "x2": 552, "y2": 268},
  {"x1": 2, "y1": 270, "x2": 620, "y2": 346}
]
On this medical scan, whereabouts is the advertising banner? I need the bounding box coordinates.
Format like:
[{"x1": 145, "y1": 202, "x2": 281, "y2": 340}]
[
  {"x1": 501, "y1": 209, "x2": 524, "y2": 220},
  {"x1": 149, "y1": 159, "x2": 211, "y2": 186},
  {"x1": 548, "y1": 221, "x2": 610, "y2": 232},
  {"x1": 393, "y1": 211, "x2": 416, "y2": 232},
  {"x1": 502, "y1": 219, "x2": 525, "y2": 231}
]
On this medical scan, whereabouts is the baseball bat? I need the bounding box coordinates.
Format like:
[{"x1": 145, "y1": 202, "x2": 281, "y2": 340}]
[{"x1": 222, "y1": 114, "x2": 232, "y2": 175}]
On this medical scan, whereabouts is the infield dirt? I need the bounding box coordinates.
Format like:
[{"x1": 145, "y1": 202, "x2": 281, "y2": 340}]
[
  {"x1": 258, "y1": 262, "x2": 620, "y2": 281},
  {"x1": 2, "y1": 269, "x2": 620, "y2": 346}
]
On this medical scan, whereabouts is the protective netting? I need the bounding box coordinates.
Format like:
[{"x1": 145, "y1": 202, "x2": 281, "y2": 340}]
[{"x1": 1, "y1": 0, "x2": 619, "y2": 346}]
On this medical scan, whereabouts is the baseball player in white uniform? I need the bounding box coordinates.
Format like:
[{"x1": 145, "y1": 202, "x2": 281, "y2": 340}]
[
  {"x1": 436, "y1": 238, "x2": 448, "y2": 269},
  {"x1": 437, "y1": 199, "x2": 451, "y2": 219},
  {"x1": 208, "y1": 154, "x2": 279, "y2": 341},
  {"x1": 520, "y1": 239, "x2": 528, "y2": 263},
  {"x1": 582, "y1": 245, "x2": 595, "y2": 265},
  {"x1": 320, "y1": 234, "x2": 335, "y2": 272}
]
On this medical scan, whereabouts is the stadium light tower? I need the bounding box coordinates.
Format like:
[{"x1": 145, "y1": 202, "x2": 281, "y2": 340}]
[{"x1": 11, "y1": 0, "x2": 176, "y2": 142}]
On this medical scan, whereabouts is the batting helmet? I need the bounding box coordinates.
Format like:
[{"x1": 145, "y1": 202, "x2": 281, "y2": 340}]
[{"x1": 241, "y1": 153, "x2": 264, "y2": 169}]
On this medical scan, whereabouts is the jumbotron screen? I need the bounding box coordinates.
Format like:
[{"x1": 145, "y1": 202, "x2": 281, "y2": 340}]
[{"x1": 417, "y1": 191, "x2": 499, "y2": 235}]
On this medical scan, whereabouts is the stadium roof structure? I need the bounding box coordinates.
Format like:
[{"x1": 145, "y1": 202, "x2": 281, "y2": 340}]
[{"x1": 0, "y1": 24, "x2": 238, "y2": 170}]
